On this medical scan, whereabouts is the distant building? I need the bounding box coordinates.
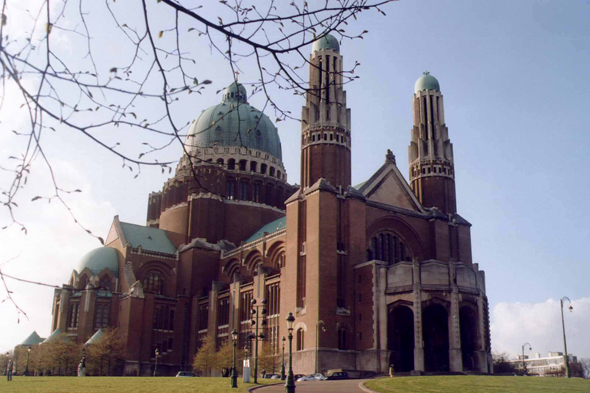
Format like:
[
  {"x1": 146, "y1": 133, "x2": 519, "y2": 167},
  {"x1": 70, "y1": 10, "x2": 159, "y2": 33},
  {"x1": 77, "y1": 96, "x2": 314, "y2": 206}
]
[
  {"x1": 38, "y1": 34, "x2": 492, "y2": 376},
  {"x1": 510, "y1": 352, "x2": 578, "y2": 376}
]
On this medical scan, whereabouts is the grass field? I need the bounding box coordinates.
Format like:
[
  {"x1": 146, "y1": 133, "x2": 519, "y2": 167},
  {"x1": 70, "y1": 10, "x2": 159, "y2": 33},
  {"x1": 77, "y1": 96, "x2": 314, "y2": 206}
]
[
  {"x1": 365, "y1": 375, "x2": 590, "y2": 393},
  {"x1": 0, "y1": 376, "x2": 280, "y2": 393}
]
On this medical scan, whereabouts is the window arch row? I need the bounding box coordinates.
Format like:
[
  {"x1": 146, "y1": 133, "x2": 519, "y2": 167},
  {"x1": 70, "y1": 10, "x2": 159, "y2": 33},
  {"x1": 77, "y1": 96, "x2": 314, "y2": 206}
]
[{"x1": 367, "y1": 231, "x2": 412, "y2": 264}]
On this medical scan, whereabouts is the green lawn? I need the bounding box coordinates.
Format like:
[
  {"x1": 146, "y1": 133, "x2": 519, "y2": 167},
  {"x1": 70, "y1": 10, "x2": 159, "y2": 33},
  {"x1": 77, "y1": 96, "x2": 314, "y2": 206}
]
[
  {"x1": 0, "y1": 376, "x2": 281, "y2": 393},
  {"x1": 365, "y1": 375, "x2": 590, "y2": 393}
]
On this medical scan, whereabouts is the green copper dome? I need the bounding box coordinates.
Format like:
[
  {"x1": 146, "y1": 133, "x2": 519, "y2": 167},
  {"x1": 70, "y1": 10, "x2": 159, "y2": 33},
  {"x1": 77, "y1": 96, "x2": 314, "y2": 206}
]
[
  {"x1": 77, "y1": 247, "x2": 119, "y2": 275},
  {"x1": 186, "y1": 82, "x2": 282, "y2": 160},
  {"x1": 312, "y1": 34, "x2": 340, "y2": 53},
  {"x1": 415, "y1": 72, "x2": 440, "y2": 93}
]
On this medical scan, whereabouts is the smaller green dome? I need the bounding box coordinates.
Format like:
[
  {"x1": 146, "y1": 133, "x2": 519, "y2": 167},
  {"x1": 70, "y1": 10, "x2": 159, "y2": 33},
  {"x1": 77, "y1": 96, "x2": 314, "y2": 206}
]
[
  {"x1": 20, "y1": 331, "x2": 44, "y2": 346},
  {"x1": 77, "y1": 248, "x2": 119, "y2": 275},
  {"x1": 312, "y1": 34, "x2": 340, "y2": 53},
  {"x1": 415, "y1": 71, "x2": 440, "y2": 93}
]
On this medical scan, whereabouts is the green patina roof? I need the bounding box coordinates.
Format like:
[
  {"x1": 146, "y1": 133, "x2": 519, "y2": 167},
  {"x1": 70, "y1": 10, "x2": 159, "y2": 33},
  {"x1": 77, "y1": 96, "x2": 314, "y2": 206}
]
[
  {"x1": 42, "y1": 328, "x2": 62, "y2": 344},
  {"x1": 84, "y1": 328, "x2": 104, "y2": 345},
  {"x1": 20, "y1": 331, "x2": 44, "y2": 346},
  {"x1": 119, "y1": 222, "x2": 177, "y2": 255},
  {"x1": 245, "y1": 216, "x2": 286, "y2": 243},
  {"x1": 77, "y1": 247, "x2": 119, "y2": 275},
  {"x1": 415, "y1": 71, "x2": 440, "y2": 93},
  {"x1": 312, "y1": 34, "x2": 340, "y2": 53},
  {"x1": 185, "y1": 82, "x2": 282, "y2": 160}
]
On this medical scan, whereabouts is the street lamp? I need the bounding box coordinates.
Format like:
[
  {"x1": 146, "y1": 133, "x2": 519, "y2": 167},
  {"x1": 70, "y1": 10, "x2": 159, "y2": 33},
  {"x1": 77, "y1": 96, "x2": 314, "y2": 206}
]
[
  {"x1": 560, "y1": 297, "x2": 573, "y2": 378},
  {"x1": 521, "y1": 342, "x2": 532, "y2": 375},
  {"x1": 24, "y1": 346, "x2": 31, "y2": 377},
  {"x1": 231, "y1": 329, "x2": 238, "y2": 388},
  {"x1": 280, "y1": 336, "x2": 286, "y2": 380},
  {"x1": 315, "y1": 320, "x2": 326, "y2": 374},
  {"x1": 250, "y1": 298, "x2": 267, "y2": 383},
  {"x1": 285, "y1": 313, "x2": 296, "y2": 393},
  {"x1": 153, "y1": 349, "x2": 160, "y2": 377}
]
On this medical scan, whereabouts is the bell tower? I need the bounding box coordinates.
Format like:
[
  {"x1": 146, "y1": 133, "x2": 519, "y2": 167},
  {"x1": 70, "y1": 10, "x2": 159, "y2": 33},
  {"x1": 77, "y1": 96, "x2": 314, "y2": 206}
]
[
  {"x1": 408, "y1": 72, "x2": 457, "y2": 214},
  {"x1": 300, "y1": 34, "x2": 351, "y2": 189}
]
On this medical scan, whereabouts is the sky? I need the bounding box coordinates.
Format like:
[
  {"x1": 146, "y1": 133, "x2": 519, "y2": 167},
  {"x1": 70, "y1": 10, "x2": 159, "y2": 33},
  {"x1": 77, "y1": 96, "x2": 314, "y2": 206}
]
[{"x1": 0, "y1": 0, "x2": 589, "y2": 360}]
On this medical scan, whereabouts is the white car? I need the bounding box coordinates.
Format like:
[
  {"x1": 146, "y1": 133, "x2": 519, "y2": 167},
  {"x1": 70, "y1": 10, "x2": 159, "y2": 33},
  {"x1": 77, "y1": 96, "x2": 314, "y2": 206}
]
[{"x1": 296, "y1": 373, "x2": 325, "y2": 381}]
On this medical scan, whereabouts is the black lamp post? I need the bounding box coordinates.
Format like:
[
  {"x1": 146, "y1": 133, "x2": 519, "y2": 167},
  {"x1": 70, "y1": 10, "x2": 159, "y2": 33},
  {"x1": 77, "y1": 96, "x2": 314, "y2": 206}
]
[
  {"x1": 24, "y1": 346, "x2": 31, "y2": 376},
  {"x1": 560, "y1": 297, "x2": 573, "y2": 378},
  {"x1": 153, "y1": 349, "x2": 160, "y2": 377},
  {"x1": 280, "y1": 336, "x2": 286, "y2": 380},
  {"x1": 285, "y1": 313, "x2": 296, "y2": 393},
  {"x1": 231, "y1": 329, "x2": 238, "y2": 388},
  {"x1": 521, "y1": 342, "x2": 532, "y2": 375},
  {"x1": 250, "y1": 298, "x2": 267, "y2": 383}
]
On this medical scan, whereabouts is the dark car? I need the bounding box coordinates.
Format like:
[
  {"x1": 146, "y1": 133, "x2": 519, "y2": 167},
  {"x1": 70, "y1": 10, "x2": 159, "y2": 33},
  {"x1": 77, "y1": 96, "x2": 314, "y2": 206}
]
[
  {"x1": 293, "y1": 374, "x2": 305, "y2": 380},
  {"x1": 326, "y1": 371, "x2": 348, "y2": 380}
]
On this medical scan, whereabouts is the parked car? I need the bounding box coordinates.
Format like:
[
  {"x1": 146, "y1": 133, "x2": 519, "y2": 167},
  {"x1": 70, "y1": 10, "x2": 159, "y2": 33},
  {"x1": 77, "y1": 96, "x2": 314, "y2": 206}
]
[
  {"x1": 270, "y1": 374, "x2": 282, "y2": 379},
  {"x1": 326, "y1": 371, "x2": 348, "y2": 380},
  {"x1": 175, "y1": 371, "x2": 196, "y2": 377},
  {"x1": 296, "y1": 373, "x2": 325, "y2": 381},
  {"x1": 293, "y1": 374, "x2": 305, "y2": 381}
]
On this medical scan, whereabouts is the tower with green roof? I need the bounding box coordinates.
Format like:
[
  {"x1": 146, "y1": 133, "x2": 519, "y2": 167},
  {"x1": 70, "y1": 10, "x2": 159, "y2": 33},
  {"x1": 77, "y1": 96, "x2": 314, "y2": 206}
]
[{"x1": 408, "y1": 72, "x2": 457, "y2": 214}]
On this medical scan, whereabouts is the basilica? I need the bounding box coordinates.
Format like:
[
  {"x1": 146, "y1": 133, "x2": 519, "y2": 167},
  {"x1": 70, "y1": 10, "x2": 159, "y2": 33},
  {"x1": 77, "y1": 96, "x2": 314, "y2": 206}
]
[{"x1": 47, "y1": 35, "x2": 492, "y2": 376}]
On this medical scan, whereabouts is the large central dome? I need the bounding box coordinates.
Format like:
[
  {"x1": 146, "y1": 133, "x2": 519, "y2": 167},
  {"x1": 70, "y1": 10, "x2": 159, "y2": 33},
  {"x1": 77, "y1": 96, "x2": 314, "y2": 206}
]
[{"x1": 185, "y1": 82, "x2": 282, "y2": 160}]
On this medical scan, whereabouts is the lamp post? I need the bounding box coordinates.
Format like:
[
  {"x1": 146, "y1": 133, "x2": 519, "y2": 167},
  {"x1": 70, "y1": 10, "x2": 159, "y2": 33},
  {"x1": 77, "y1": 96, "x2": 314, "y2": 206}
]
[
  {"x1": 153, "y1": 349, "x2": 160, "y2": 377},
  {"x1": 285, "y1": 313, "x2": 296, "y2": 393},
  {"x1": 250, "y1": 298, "x2": 267, "y2": 383},
  {"x1": 315, "y1": 320, "x2": 326, "y2": 374},
  {"x1": 24, "y1": 346, "x2": 31, "y2": 376},
  {"x1": 231, "y1": 329, "x2": 238, "y2": 388},
  {"x1": 521, "y1": 342, "x2": 532, "y2": 375},
  {"x1": 560, "y1": 297, "x2": 573, "y2": 378},
  {"x1": 280, "y1": 336, "x2": 286, "y2": 380}
]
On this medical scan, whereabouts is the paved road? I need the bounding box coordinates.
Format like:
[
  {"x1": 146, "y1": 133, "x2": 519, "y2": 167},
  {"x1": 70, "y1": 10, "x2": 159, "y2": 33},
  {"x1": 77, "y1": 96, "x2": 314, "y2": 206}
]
[{"x1": 255, "y1": 379, "x2": 370, "y2": 393}]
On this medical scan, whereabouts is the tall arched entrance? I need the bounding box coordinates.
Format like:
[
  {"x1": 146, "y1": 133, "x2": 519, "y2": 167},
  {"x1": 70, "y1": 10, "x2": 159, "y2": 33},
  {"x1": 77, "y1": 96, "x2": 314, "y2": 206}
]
[
  {"x1": 460, "y1": 306, "x2": 478, "y2": 371},
  {"x1": 387, "y1": 305, "x2": 414, "y2": 372},
  {"x1": 423, "y1": 303, "x2": 449, "y2": 372}
]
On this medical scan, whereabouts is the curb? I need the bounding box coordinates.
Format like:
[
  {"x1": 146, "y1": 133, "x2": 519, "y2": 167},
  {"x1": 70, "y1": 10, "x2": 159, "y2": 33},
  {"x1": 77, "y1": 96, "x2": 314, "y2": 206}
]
[
  {"x1": 358, "y1": 379, "x2": 379, "y2": 393},
  {"x1": 247, "y1": 382, "x2": 283, "y2": 392}
]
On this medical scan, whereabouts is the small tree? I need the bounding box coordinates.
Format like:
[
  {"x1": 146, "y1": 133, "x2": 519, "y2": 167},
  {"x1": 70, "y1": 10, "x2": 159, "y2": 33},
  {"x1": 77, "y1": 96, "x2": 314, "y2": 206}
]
[
  {"x1": 570, "y1": 361, "x2": 585, "y2": 378},
  {"x1": 193, "y1": 335, "x2": 217, "y2": 377},
  {"x1": 42, "y1": 334, "x2": 82, "y2": 375},
  {"x1": 258, "y1": 341, "x2": 280, "y2": 375},
  {"x1": 492, "y1": 352, "x2": 516, "y2": 374},
  {"x1": 580, "y1": 358, "x2": 590, "y2": 379},
  {"x1": 86, "y1": 328, "x2": 126, "y2": 376}
]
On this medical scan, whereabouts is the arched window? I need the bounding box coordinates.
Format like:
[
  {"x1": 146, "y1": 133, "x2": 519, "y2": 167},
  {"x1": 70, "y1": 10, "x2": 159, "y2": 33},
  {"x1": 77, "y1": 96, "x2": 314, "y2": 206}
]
[
  {"x1": 269, "y1": 167, "x2": 275, "y2": 177},
  {"x1": 227, "y1": 159, "x2": 236, "y2": 170},
  {"x1": 79, "y1": 276, "x2": 89, "y2": 290},
  {"x1": 143, "y1": 271, "x2": 164, "y2": 295},
  {"x1": 277, "y1": 170, "x2": 282, "y2": 180},
  {"x1": 368, "y1": 232, "x2": 411, "y2": 264},
  {"x1": 297, "y1": 328, "x2": 305, "y2": 351},
  {"x1": 239, "y1": 181, "x2": 249, "y2": 200},
  {"x1": 239, "y1": 160, "x2": 247, "y2": 171},
  {"x1": 99, "y1": 277, "x2": 111, "y2": 291},
  {"x1": 226, "y1": 179, "x2": 236, "y2": 200},
  {"x1": 216, "y1": 158, "x2": 224, "y2": 167},
  {"x1": 266, "y1": 184, "x2": 274, "y2": 206},
  {"x1": 260, "y1": 164, "x2": 267, "y2": 175},
  {"x1": 250, "y1": 161, "x2": 257, "y2": 172}
]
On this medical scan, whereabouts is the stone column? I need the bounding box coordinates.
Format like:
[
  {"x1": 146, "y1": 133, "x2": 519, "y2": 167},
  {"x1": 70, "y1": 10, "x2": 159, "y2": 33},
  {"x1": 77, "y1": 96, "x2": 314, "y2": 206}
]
[
  {"x1": 449, "y1": 262, "x2": 463, "y2": 372},
  {"x1": 476, "y1": 295, "x2": 489, "y2": 373},
  {"x1": 449, "y1": 289, "x2": 463, "y2": 371},
  {"x1": 377, "y1": 264, "x2": 388, "y2": 373},
  {"x1": 412, "y1": 259, "x2": 424, "y2": 373}
]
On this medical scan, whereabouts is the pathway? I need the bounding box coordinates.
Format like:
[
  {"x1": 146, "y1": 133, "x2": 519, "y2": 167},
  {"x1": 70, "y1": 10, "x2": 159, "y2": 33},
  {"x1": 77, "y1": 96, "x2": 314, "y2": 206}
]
[{"x1": 254, "y1": 379, "x2": 371, "y2": 393}]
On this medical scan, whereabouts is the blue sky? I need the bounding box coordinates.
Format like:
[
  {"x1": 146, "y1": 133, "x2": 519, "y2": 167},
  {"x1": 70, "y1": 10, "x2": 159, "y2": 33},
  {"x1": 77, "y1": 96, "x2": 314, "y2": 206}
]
[{"x1": 0, "y1": 0, "x2": 589, "y2": 358}]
